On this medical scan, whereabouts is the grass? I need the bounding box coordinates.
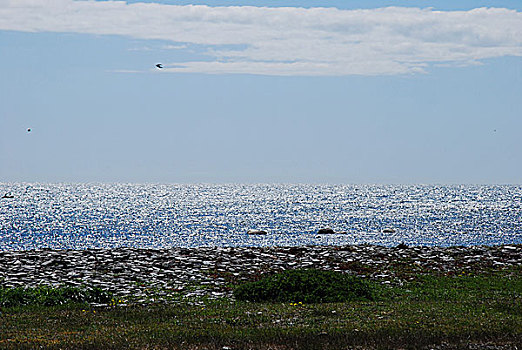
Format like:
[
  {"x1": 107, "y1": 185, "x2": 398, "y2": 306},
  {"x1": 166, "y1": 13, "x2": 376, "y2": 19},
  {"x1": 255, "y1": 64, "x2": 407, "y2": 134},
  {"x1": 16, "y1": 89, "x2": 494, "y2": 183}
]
[
  {"x1": 0, "y1": 267, "x2": 521, "y2": 349},
  {"x1": 234, "y1": 269, "x2": 379, "y2": 303},
  {"x1": 0, "y1": 285, "x2": 112, "y2": 307}
]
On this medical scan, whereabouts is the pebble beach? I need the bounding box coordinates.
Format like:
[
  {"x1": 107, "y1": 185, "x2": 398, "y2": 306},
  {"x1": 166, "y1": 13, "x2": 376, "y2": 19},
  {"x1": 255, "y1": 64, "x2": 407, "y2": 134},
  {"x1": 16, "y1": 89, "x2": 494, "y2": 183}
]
[{"x1": 1, "y1": 244, "x2": 521, "y2": 305}]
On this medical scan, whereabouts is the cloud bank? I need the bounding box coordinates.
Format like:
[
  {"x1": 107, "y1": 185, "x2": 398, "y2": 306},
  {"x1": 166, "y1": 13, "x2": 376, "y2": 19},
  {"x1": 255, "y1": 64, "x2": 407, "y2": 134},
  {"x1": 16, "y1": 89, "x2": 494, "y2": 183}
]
[{"x1": 1, "y1": 0, "x2": 522, "y2": 75}]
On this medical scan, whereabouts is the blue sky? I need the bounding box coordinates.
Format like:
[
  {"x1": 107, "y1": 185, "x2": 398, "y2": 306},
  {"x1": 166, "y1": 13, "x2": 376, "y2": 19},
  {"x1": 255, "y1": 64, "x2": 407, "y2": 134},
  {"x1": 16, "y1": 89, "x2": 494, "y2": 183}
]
[{"x1": 1, "y1": 0, "x2": 521, "y2": 183}]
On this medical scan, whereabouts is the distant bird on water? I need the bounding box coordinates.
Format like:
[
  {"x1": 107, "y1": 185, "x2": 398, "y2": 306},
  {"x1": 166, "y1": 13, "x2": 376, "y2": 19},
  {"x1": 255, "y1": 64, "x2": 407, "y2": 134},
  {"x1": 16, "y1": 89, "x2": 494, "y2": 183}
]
[{"x1": 155, "y1": 63, "x2": 163, "y2": 69}]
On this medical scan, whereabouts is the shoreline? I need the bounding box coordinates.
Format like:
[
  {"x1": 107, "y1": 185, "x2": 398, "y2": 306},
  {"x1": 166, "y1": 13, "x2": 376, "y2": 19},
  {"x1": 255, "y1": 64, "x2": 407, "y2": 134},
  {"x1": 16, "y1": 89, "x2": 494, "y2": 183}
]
[{"x1": 1, "y1": 244, "x2": 520, "y2": 304}]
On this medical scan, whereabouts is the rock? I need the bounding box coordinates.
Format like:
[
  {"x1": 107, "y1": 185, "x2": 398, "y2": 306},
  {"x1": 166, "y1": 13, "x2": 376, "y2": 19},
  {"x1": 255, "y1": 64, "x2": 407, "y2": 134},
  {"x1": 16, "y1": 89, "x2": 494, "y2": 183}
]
[
  {"x1": 396, "y1": 242, "x2": 408, "y2": 249},
  {"x1": 317, "y1": 228, "x2": 335, "y2": 234},
  {"x1": 247, "y1": 229, "x2": 267, "y2": 235},
  {"x1": 42, "y1": 259, "x2": 56, "y2": 267}
]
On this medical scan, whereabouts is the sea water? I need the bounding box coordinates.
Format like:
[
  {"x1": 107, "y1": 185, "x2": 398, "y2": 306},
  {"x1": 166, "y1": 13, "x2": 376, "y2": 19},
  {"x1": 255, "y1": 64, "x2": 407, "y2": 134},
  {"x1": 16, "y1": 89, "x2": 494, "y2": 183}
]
[{"x1": 0, "y1": 183, "x2": 521, "y2": 251}]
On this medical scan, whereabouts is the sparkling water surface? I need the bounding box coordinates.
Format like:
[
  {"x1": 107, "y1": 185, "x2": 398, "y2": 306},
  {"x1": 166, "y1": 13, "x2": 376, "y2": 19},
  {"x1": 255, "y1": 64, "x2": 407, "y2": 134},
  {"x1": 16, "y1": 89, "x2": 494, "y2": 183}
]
[{"x1": 0, "y1": 183, "x2": 521, "y2": 251}]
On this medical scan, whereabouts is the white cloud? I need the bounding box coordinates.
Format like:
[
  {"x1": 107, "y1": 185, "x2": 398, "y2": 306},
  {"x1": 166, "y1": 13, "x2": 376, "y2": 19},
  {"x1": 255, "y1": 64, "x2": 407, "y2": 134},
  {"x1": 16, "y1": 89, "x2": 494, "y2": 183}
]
[
  {"x1": 1, "y1": 1, "x2": 522, "y2": 75},
  {"x1": 161, "y1": 44, "x2": 188, "y2": 50}
]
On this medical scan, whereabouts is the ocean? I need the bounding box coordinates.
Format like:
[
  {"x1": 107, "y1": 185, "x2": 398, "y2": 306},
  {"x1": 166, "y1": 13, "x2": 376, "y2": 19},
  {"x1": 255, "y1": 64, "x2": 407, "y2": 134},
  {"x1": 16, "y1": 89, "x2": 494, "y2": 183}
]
[{"x1": 0, "y1": 183, "x2": 521, "y2": 251}]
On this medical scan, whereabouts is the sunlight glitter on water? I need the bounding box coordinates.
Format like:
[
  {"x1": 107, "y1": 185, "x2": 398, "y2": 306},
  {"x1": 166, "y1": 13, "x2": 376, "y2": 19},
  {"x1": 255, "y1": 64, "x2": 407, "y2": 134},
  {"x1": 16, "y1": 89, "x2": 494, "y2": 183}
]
[{"x1": 0, "y1": 183, "x2": 521, "y2": 250}]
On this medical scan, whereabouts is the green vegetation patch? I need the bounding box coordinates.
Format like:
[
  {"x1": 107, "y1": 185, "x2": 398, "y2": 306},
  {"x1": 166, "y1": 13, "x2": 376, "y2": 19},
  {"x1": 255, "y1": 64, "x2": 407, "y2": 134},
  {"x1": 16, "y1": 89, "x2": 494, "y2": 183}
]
[
  {"x1": 0, "y1": 285, "x2": 112, "y2": 307},
  {"x1": 234, "y1": 269, "x2": 378, "y2": 303}
]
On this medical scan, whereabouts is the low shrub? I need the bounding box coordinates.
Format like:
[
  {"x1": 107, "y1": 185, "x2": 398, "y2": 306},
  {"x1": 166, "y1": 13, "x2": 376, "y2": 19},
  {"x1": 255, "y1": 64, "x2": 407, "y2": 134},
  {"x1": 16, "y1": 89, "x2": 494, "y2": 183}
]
[
  {"x1": 234, "y1": 269, "x2": 378, "y2": 303},
  {"x1": 0, "y1": 285, "x2": 112, "y2": 307}
]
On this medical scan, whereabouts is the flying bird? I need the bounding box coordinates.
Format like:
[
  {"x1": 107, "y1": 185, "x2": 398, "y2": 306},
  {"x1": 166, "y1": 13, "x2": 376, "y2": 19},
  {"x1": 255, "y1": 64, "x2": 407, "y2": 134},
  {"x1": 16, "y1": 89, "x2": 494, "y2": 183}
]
[
  {"x1": 27, "y1": 128, "x2": 31, "y2": 133},
  {"x1": 155, "y1": 63, "x2": 163, "y2": 69}
]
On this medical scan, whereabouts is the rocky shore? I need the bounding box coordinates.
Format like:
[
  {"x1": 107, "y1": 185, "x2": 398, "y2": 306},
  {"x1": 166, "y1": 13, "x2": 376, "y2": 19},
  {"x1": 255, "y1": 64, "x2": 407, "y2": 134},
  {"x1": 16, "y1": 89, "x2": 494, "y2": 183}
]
[{"x1": 1, "y1": 244, "x2": 521, "y2": 305}]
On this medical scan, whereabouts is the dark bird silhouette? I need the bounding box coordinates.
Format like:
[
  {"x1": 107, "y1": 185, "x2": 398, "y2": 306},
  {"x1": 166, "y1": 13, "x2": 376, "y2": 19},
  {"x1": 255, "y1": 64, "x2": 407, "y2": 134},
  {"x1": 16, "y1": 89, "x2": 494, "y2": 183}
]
[
  {"x1": 27, "y1": 128, "x2": 31, "y2": 133},
  {"x1": 2, "y1": 193, "x2": 14, "y2": 199},
  {"x1": 155, "y1": 63, "x2": 163, "y2": 69}
]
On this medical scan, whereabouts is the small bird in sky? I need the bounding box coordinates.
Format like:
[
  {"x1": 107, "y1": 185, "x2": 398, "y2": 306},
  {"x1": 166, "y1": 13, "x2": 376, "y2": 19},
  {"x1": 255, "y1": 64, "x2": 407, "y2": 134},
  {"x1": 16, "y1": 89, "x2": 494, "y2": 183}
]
[
  {"x1": 27, "y1": 128, "x2": 31, "y2": 133},
  {"x1": 155, "y1": 63, "x2": 163, "y2": 69}
]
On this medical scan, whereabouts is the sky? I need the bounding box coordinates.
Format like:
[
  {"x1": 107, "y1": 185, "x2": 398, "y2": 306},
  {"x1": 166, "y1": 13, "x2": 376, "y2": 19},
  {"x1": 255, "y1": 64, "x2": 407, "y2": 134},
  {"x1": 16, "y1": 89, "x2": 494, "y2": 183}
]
[{"x1": 1, "y1": 0, "x2": 521, "y2": 184}]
